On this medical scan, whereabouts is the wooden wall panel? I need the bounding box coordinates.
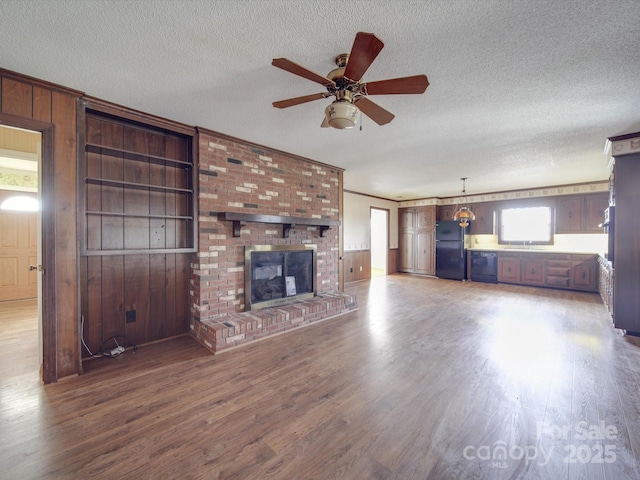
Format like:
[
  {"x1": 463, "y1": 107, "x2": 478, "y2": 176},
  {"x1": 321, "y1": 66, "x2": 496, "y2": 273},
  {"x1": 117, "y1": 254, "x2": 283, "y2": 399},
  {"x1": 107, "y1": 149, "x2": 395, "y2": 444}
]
[
  {"x1": 32, "y1": 86, "x2": 52, "y2": 122},
  {"x1": 124, "y1": 255, "x2": 150, "y2": 346},
  {"x1": 100, "y1": 122, "x2": 124, "y2": 250},
  {"x1": 165, "y1": 253, "x2": 178, "y2": 337},
  {"x1": 388, "y1": 248, "x2": 398, "y2": 274},
  {"x1": 175, "y1": 253, "x2": 189, "y2": 335},
  {"x1": 149, "y1": 132, "x2": 167, "y2": 250},
  {"x1": 100, "y1": 255, "x2": 125, "y2": 349},
  {"x1": 123, "y1": 127, "x2": 150, "y2": 250},
  {"x1": 51, "y1": 90, "x2": 78, "y2": 378},
  {"x1": 164, "y1": 138, "x2": 177, "y2": 249},
  {"x1": 344, "y1": 250, "x2": 372, "y2": 283},
  {"x1": 1, "y1": 78, "x2": 33, "y2": 117},
  {"x1": 148, "y1": 253, "x2": 167, "y2": 341}
]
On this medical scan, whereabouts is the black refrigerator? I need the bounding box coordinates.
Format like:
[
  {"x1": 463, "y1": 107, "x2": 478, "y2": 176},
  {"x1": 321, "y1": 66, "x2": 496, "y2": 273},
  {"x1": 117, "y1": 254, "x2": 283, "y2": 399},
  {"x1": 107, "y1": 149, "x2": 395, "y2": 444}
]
[{"x1": 435, "y1": 221, "x2": 467, "y2": 281}]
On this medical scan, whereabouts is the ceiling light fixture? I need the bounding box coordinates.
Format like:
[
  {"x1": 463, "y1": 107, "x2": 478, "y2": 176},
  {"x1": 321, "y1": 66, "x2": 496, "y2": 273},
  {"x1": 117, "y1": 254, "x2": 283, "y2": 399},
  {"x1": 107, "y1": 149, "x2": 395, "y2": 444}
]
[
  {"x1": 453, "y1": 177, "x2": 475, "y2": 228},
  {"x1": 324, "y1": 91, "x2": 360, "y2": 129}
]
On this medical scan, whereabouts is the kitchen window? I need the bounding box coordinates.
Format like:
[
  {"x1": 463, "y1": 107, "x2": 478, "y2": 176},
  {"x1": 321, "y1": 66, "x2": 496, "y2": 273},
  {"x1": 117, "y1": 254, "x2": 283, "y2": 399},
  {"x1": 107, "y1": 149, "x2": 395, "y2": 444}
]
[{"x1": 498, "y1": 206, "x2": 553, "y2": 245}]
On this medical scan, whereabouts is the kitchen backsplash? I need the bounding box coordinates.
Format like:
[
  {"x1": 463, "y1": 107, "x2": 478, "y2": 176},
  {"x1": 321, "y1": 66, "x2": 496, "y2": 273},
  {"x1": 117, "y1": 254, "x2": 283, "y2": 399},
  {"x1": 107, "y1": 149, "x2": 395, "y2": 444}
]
[{"x1": 470, "y1": 234, "x2": 607, "y2": 255}]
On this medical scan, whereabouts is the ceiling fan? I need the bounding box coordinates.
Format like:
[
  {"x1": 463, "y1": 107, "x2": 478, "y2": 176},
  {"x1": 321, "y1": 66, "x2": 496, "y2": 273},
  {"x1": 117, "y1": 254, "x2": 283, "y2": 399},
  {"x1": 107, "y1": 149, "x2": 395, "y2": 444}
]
[{"x1": 272, "y1": 32, "x2": 429, "y2": 129}]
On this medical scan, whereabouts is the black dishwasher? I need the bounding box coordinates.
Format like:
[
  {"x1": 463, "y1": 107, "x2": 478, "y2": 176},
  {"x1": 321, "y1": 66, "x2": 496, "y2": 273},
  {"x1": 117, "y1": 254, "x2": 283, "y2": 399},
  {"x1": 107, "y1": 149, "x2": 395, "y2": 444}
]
[{"x1": 470, "y1": 251, "x2": 498, "y2": 283}]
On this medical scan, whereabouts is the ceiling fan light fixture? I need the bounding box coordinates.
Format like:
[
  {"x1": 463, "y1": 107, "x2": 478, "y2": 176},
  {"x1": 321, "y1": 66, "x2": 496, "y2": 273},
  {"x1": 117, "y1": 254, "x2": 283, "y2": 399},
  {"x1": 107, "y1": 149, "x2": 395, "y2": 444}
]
[{"x1": 325, "y1": 101, "x2": 360, "y2": 129}]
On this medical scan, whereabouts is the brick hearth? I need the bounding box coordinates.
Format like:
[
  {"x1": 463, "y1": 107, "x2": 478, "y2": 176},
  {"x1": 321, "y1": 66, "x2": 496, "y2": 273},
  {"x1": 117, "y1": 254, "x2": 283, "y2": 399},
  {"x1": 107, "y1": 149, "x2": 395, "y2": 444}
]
[{"x1": 190, "y1": 292, "x2": 357, "y2": 353}]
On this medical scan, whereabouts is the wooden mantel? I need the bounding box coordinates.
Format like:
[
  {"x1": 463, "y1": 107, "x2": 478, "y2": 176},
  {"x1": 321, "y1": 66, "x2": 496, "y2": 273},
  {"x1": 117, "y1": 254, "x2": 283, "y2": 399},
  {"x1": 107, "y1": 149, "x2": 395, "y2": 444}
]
[{"x1": 222, "y1": 212, "x2": 340, "y2": 238}]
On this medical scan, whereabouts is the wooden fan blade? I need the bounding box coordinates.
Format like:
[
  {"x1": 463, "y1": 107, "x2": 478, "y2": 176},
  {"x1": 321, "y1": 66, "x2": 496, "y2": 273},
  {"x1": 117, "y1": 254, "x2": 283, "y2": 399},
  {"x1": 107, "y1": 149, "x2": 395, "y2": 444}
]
[
  {"x1": 272, "y1": 58, "x2": 334, "y2": 86},
  {"x1": 363, "y1": 75, "x2": 429, "y2": 95},
  {"x1": 355, "y1": 97, "x2": 395, "y2": 125},
  {"x1": 273, "y1": 92, "x2": 327, "y2": 109},
  {"x1": 343, "y1": 32, "x2": 384, "y2": 82}
]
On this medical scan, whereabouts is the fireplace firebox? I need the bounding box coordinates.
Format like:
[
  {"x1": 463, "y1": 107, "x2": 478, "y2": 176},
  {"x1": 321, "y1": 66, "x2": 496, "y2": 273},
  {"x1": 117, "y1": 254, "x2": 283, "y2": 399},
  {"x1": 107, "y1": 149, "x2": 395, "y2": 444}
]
[{"x1": 244, "y1": 244, "x2": 317, "y2": 311}]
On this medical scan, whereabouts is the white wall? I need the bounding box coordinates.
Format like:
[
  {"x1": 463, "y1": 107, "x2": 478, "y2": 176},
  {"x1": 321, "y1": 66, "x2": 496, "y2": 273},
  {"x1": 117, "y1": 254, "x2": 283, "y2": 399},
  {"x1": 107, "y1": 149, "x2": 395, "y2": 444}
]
[{"x1": 343, "y1": 191, "x2": 398, "y2": 251}]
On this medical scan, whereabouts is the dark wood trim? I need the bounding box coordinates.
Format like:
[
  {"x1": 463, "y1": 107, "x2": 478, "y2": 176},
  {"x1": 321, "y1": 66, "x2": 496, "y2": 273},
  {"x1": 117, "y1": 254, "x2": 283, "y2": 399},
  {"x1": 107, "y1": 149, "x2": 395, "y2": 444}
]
[
  {"x1": 0, "y1": 67, "x2": 83, "y2": 97},
  {"x1": 82, "y1": 96, "x2": 196, "y2": 136},
  {"x1": 344, "y1": 189, "x2": 399, "y2": 202},
  {"x1": 190, "y1": 133, "x2": 199, "y2": 253},
  {"x1": 196, "y1": 126, "x2": 345, "y2": 174},
  {"x1": 607, "y1": 131, "x2": 640, "y2": 142}
]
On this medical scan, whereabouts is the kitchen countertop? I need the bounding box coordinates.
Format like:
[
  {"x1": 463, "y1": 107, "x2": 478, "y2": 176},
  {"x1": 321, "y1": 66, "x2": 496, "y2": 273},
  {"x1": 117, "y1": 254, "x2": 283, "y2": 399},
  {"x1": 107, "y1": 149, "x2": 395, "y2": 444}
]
[{"x1": 467, "y1": 247, "x2": 601, "y2": 255}]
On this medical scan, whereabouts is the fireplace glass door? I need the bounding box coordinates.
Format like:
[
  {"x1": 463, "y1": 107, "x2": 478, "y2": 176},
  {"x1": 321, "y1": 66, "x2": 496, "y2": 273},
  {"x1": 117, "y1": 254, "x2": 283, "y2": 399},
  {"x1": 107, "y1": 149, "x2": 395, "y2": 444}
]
[{"x1": 245, "y1": 245, "x2": 317, "y2": 310}]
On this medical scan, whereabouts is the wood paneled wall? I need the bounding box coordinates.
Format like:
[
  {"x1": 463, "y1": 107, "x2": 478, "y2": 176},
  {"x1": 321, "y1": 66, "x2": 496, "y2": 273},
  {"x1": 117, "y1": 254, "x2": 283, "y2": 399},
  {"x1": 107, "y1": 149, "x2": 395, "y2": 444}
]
[
  {"x1": 0, "y1": 69, "x2": 197, "y2": 381},
  {"x1": 344, "y1": 250, "x2": 371, "y2": 283},
  {"x1": 388, "y1": 248, "x2": 398, "y2": 274},
  {"x1": 0, "y1": 69, "x2": 81, "y2": 382}
]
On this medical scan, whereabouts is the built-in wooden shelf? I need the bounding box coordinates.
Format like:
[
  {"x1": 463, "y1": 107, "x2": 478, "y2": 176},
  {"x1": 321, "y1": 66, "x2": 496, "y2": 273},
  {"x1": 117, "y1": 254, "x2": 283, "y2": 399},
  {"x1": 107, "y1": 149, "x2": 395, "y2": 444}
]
[
  {"x1": 85, "y1": 177, "x2": 192, "y2": 194},
  {"x1": 222, "y1": 212, "x2": 340, "y2": 238},
  {"x1": 86, "y1": 211, "x2": 194, "y2": 220},
  {"x1": 85, "y1": 142, "x2": 193, "y2": 168}
]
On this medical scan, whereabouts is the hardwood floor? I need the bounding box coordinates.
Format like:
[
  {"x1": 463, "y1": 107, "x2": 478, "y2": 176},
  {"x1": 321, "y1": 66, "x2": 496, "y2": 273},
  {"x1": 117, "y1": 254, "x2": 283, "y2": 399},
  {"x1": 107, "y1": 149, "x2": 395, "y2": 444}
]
[{"x1": 1, "y1": 276, "x2": 639, "y2": 479}]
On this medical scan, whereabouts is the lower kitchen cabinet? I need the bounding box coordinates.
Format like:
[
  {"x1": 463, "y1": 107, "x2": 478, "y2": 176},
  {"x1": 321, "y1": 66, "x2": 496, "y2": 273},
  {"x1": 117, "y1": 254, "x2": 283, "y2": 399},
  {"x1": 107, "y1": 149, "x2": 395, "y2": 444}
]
[
  {"x1": 570, "y1": 254, "x2": 598, "y2": 291},
  {"x1": 498, "y1": 254, "x2": 520, "y2": 283},
  {"x1": 493, "y1": 251, "x2": 598, "y2": 292},
  {"x1": 521, "y1": 255, "x2": 544, "y2": 285},
  {"x1": 598, "y1": 255, "x2": 614, "y2": 321}
]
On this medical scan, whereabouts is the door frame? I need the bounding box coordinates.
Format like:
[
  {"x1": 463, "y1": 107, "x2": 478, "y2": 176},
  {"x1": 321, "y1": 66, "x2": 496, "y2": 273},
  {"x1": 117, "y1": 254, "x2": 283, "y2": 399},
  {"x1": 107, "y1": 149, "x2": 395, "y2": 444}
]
[
  {"x1": 370, "y1": 207, "x2": 389, "y2": 276},
  {"x1": 0, "y1": 113, "x2": 56, "y2": 383}
]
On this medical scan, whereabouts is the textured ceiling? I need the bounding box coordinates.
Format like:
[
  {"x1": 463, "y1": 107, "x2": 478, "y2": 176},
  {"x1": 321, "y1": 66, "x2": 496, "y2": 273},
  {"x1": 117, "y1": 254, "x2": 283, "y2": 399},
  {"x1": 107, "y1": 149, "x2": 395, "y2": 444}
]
[{"x1": 1, "y1": 0, "x2": 639, "y2": 200}]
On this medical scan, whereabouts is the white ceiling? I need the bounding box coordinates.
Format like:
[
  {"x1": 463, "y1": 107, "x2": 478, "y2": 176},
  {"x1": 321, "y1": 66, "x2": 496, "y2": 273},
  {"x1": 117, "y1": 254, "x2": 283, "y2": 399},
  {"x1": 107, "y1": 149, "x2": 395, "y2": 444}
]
[{"x1": 1, "y1": 0, "x2": 639, "y2": 200}]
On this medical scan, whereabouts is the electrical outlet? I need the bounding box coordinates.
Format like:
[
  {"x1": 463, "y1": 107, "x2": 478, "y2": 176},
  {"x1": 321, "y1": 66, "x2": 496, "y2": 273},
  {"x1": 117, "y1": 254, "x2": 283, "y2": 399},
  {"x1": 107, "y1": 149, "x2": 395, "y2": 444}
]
[
  {"x1": 350, "y1": 267, "x2": 353, "y2": 272},
  {"x1": 126, "y1": 310, "x2": 136, "y2": 323}
]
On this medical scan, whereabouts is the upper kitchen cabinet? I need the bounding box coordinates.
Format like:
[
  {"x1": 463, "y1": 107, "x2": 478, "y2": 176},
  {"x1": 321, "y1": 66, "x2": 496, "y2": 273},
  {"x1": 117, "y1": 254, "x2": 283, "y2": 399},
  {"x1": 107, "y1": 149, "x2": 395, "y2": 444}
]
[
  {"x1": 437, "y1": 204, "x2": 456, "y2": 222},
  {"x1": 469, "y1": 203, "x2": 494, "y2": 235},
  {"x1": 555, "y1": 193, "x2": 608, "y2": 234},
  {"x1": 584, "y1": 193, "x2": 609, "y2": 231}
]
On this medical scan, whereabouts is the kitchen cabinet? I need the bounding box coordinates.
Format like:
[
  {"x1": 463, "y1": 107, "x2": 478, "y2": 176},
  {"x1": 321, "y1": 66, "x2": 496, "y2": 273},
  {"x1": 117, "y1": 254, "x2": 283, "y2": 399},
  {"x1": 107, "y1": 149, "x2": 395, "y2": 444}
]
[
  {"x1": 555, "y1": 193, "x2": 609, "y2": 234},
  {"x1": 469, "y1": 203, "x2": 494, "y2": 235},
  {"x1": 399, "y1": 206, "x2": 435, "y2": 275},
  {"x1": 544, "y1": 255, "x2": 571, "y2": 288},
  {"x1": 570, "y1": 254, "x2": 598, "y2": 291},
  {"x1": 598, "y1": 255, "x2": 614, "y2": 322},
  {"x1": 494, "y1": 251, "x2": 597, "y2": 292},
  {"x1": 498, "y1": 253, "x2": 520, "y2": 283},
  {"x1": 585, "y1": 194, "x2": 609, "y2": 232},
  {"x1": 521, "y1": 255, "x2": 544, "y2": 285},
  {"x1": 437, "y1": 204, "x2": 457, "y2": 222},
  {"x1": 556, "y1": 197, "x2": 583, "y2": 233}
]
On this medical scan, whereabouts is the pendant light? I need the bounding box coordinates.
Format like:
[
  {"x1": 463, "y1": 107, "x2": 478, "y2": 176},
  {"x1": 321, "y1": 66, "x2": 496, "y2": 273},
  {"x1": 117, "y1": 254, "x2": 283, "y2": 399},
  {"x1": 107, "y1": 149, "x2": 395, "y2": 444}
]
[{"x1": 453, "y1": 177, "x2": 475, "y2": 228}]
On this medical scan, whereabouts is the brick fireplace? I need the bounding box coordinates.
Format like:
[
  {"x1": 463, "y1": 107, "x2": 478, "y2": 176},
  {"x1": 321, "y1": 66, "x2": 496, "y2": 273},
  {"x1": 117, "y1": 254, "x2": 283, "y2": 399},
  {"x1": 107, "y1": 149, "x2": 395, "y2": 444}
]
[{"x1": 189, "y1": 129, "x2": 357, "y2": 352}]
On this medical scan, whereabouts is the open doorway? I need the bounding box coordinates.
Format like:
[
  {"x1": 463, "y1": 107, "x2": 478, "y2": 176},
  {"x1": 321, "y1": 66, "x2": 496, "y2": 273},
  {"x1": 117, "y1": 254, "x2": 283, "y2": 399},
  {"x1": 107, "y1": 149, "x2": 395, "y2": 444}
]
[
  {"x1": 370, "y1": 208, "x2": 389, "y2": 277},
  {"x1": 0, "y1": 125, "x2": 42, "y2": 381}
]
